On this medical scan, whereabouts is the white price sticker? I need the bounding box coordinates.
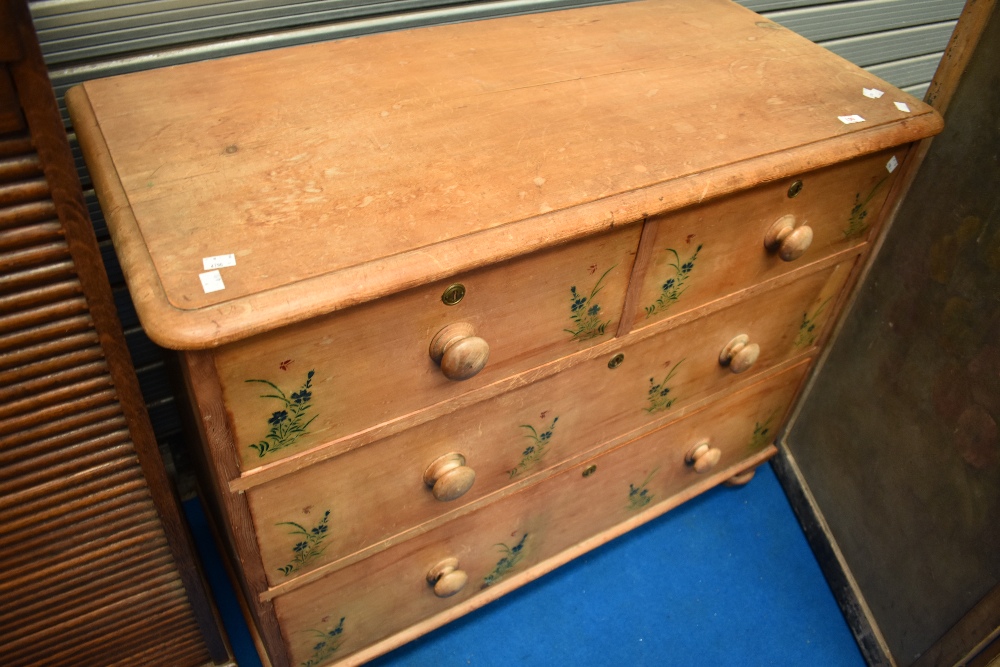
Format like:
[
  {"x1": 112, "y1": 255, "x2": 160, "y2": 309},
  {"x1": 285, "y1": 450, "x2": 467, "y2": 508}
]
[
  {"x1": 838, "y1": 115, "x2": 866, "y2": 125},
  {"x1": 894, "y1": 101, "x2": 911, "y2": 113},
  {"x1": 199, "y1": 270, "x2": 226, "y2": 293},
  {"x1": 203, "y1": 253, "x2": 236, "y2": 270},
  {"x1": 863, "y1": 88, "x2": 884, "y2": 99},
  {"x1": 886, "y1": 156, "x2": 899, "y2": 173}
]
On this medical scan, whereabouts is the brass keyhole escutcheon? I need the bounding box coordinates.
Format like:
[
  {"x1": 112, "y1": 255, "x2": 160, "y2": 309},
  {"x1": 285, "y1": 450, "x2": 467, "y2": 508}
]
[
  {"x1": 787, "y1": 180, "x2": 803, "y2": 198},
  {"x1": 582, "y1": 464, "x2": 597, "y2": 477},
  {"x1": 441, "y1": 283, "x2": 466, "y2": 306},
  {"x1": 608, "y1": 353, "x2": 625, "y2": 369}
]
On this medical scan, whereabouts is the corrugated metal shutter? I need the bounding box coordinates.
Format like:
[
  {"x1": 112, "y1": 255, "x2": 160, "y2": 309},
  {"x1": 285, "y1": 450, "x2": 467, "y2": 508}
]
[{"x1": 27, "y1": 0, "x2": 963, "y2": 471}]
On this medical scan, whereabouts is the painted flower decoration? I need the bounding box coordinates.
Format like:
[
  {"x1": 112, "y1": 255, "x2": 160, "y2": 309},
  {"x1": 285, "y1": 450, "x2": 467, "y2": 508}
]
[
  {"x1": 247, "y1": 369, "x2": 318, "y2": 458},
  {"x1": 510, "y1": 416, "x2": 560, "y2": 478},
  {"x1": 645, "y1": 360, "x2": 685, "y2": 414},
  {"x1": 645, "y1": 245, "x2": 702, "y2": 318},
  {"x1": 565, "y1": 266, "x2": 615, "y2": 341},
  {"x1": 276, "y1": 509, "x2": 331, "y2": 577}
]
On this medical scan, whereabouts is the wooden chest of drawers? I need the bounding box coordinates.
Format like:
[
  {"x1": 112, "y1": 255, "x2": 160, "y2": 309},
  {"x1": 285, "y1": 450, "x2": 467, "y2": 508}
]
[{"x1": 66, "y1": 1, "x2": 943, "y2": 664}]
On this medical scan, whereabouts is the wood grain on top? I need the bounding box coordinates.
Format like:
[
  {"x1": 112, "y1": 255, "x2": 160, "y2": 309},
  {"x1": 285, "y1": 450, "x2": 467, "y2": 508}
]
[{"x1": 67, "y1": 0, "x2": 942, "y2": 349}]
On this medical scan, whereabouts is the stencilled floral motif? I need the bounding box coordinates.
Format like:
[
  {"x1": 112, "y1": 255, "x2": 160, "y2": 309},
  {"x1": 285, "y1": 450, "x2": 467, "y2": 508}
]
[
  {"x1": 645, "y1": 244, "x2": 702, "y2": 318},
  {"x1": 246, "y1": 369, "x2": 317, "y2": 458},
  {"x1": 482, "y1": 533, "x2": 528, "y2": 588},
  {"x1": 645, "y1": 359, "x2": 685, "y2": 414},
  {"x1": 301, "y1": 616, "x2": 345, "y2": 667},
  {"x1": 509, "y1": 417, "x2": 559, "y2": 478},
  {"x1": 565, "y1": 265, "x2": 616, "y2": 341},
  {"x1": 844, "y1": 176, "x2": 889, "y2": 239},
  {"x1": 627, "y1": 468, "x2": 658, "y2": 511},
  {"x1": 795, "y1": 297, "x2": 833, "y2": 348},
  {"x1": 750, "y1": 410, "x2": 779, "y2": 450},
  {"x1": 277, "y1": 510, "x2": 331, "y2": 576}
]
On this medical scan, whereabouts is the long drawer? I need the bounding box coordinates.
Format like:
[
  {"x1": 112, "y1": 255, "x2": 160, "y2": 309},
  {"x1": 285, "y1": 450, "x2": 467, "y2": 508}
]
[
  {"x1": 246, "y1": 259, "x2": 851, "y2": 586},
  {"x1": 272, "y1": 360, "x2": 810, "y2": 666}
]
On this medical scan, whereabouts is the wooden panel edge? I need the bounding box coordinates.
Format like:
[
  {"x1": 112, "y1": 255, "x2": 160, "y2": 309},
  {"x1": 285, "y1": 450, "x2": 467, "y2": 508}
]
[
  {"x1": 925, "y1": 0, "x2": 998, "y2": 115},
  {"x1": 176, "y1": 350, "x2": 291, "y2": 667},
  {"x1": 616, "y1": 213, "x2": 658, "y2": 338},
  {"x1": 769, "y1": 446, "x2": 896, "y2": 666}
]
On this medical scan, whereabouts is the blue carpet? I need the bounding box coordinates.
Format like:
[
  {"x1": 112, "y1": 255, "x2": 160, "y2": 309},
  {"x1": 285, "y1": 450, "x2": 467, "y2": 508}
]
[{"x1": 184, "y1": 463, "x2": 863, "y2": 666}]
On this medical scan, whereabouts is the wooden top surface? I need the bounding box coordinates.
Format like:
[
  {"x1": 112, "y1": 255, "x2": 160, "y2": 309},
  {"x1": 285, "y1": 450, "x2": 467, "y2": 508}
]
[{"x1": 68, "y1": 0, "x2": 942, "y2": 349}]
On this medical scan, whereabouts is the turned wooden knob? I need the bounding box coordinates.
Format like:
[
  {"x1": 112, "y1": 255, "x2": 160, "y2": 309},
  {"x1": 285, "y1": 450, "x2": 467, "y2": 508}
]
[
  {"x1": 429, "y1": 322, "x2": 490, "y2": 380},
  {"x1": 719, "y1": 334, "x2": 760, "y2": 374},
  {"x1": 426, "y1": 557, "x2": 468, "y2": 597},
  {"x1": 685, "y1": 440, "x2": 722, "y2": 474},
  {"x1": 764, "y1": 214, "x2": 813, "y2": 261},
  {"x1": 423, "y1": 453, "x2": 476, "y2": 502}
]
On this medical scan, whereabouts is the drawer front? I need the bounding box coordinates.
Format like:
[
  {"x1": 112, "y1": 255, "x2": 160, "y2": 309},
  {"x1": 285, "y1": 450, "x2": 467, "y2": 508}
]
[
  {"x1": 631, "y1": 147, "x2": 903, "y2": 328},
  {"x1": 214, "y1": 225, "x2": 641, "y2": 471},
  {"x1": 273, "y1": 362, "x2": 809, "y2": 666},
  {"x1": 247, "y1": 260, "x2": 850, "y2": 586}
]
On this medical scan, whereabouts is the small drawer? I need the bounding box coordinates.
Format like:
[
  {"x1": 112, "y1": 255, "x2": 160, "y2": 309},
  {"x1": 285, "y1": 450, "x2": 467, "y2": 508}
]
[
  {"x1": 247, "y1": 260, "x2": 850, "y2": 586},
  {"x1": 272, "y1": 362, "x2": 808, "y2": 666},
  {"x1": 213, "y1": 224, "x2": 641, "y2": 470},
  {"x1": 631, "y1": 147, "x2": 903, "y2": 328}
]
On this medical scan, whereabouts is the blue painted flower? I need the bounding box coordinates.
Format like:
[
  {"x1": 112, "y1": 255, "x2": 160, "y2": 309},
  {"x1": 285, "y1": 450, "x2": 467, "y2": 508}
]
[
  {"x1": 523, "y1": 445, "x2": 536, "y2": 456},
  {"x1": 681, "y1": 261, "x2": 694, "y2": 273},
  {"x1": 571, "y1": 297, "x2": 587, "y2": 312},
  {"x1": 292, "y1": 389, "x2": 312, "y2": 404},
  {"x1": 662, "y1": 278, "x2": 675, "y2": 291},
  {"x1": 268, "y1": 410, "x2": 288, "y2": 425},
  {"x1": 293, "y1": 541, "x2": 309, "y2": 552},
  {"x1": 314, "y1": 642, "x2": 327, "y2": 651},
  {"x1": 659, "y1": 387, "x2": 670, "y2": 397},
  {"x1": 539, "y1": 431, "x2": 552, "y2": 441},
  {"x1": 587, "y1": 304, "x2": 601, "y2": 316},
  {"x1": 511, "y1": 543, "x2": 523, "y2": 554},
  {"x1": 329, "y1": 626, "x2": 343, "y2": 637},
  {"x1": 311, "y1": 524, "x2": 328, "y2": 535}
]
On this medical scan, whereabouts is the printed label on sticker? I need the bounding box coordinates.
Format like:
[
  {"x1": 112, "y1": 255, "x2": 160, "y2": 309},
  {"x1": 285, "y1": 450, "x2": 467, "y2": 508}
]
[
  {"x1": 863, "y1": 88, "x2": 884, "y2": 99},
  {"x1": 838, "y1": 115, "x2": 866, "y2": 124},
  {"x1": 894, "y1": 101, "x2": 911, "y2": 113},
  {"x1": 203, "y1": 253, "x2": 236, "y2": 270},
  {"x1": 200, "y1": 270, "x2": 225, "y2": 293},
  {"x1": 886, "y1": 156, "x2": 899, "y2": 173}
]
